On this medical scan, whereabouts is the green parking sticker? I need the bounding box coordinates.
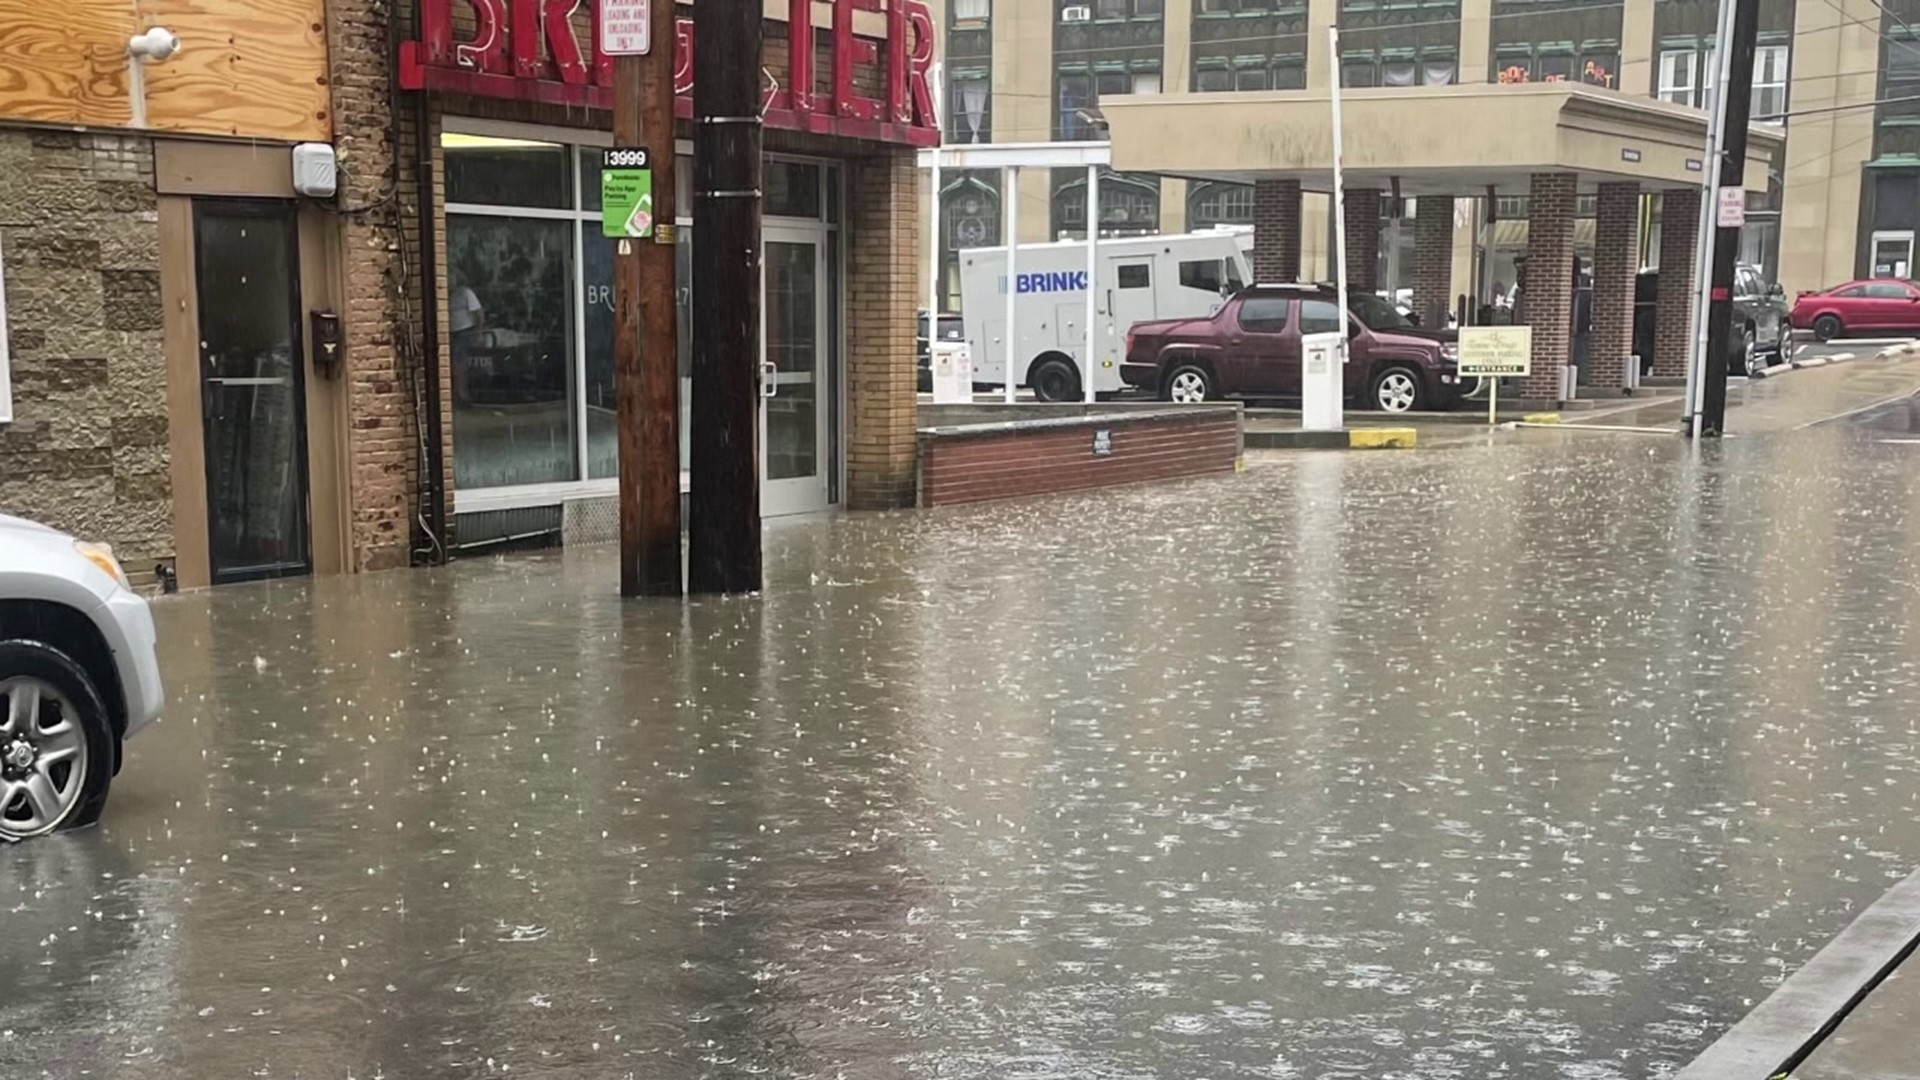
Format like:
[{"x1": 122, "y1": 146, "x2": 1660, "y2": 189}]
[{"x1": 601, "y1": 147, "x2": 654, "y2": 239}]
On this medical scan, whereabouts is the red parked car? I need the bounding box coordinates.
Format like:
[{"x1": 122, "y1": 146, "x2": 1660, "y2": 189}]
[
  {"x1": 1791, "y1": 278, "x2": 1920, "y2": 341},
  {"x1": 1121, "y1": 285, "x2": 1467, "y2": 412}
]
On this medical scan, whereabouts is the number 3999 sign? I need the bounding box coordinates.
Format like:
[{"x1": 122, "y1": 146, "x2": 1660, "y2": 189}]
[{"x1": 598, "y1": 0, "x2": 650, "y2": 55}]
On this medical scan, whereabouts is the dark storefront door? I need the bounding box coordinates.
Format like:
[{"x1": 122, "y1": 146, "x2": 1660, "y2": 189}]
[{"x1": 193, "y1": 201, "x2": 312, "y2": 583}]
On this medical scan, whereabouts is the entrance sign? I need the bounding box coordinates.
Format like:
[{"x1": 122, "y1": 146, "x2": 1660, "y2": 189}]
[
  {"x1": 600, "y1": 147, "x2": 654, "y2": 238},
  {"x1": 598, "y1": 0, "x2": 649, "y2": 54},
  {"x1": 1458, "y1": 325, "x2": 1533, "y2": 426},
  {"x1": 930, "y1": 347, "x2": 972, "y2": 404}
]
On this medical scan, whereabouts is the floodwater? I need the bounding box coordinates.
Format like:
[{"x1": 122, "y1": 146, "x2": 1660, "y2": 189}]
[{"x1": 9, "y1": 423, "x2": 1920, "y2": 1079}]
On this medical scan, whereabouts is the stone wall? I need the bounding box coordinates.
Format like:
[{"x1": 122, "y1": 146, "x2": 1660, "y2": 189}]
[{"x1": 0, "y1": 129, "x2": 171, "y2": 577}]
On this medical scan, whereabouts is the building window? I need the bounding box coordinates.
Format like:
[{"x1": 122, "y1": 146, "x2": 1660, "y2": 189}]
[
  {"x1": 943, "y1": 174, "x2": 1000, "y2": 249},
  {"x1": 1497, "y1": 43, "x2": 1619, "y2": 88},
  {"x1": 1057, "y1": 72, "x2": 1096, "y2": 139},
  {"x1": 1196, "y1": 66, "x2": 1232, "y2": 91},
  {"x1": 1053, "y1": 173, "x2": 1161, "y2": 238},
  {"x1": 1189, "y1": 180, "x2": 1254, "y2": 229},
  {"x1": 949, "y1": 75, "x2": 990, "y2": 142},
  {"x1": 1752, "y1": 45, "x2": 1788, "y2": 121},
  {"x1": 952, "y1": 0, "x2": 990, "y2": 21}
]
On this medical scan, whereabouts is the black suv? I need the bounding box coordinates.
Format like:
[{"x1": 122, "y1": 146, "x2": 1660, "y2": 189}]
[{"x1": 1633, "y1": 264, "x2": 1791, "y2": 377}]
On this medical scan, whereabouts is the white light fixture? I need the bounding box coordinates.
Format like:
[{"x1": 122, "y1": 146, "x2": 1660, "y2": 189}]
[
  {"x1": 125, "y1": 28, "x2": 180, "y2": 128},
  {"x1": 128, "y1": 27, "x2": 180, "y2": 62}
]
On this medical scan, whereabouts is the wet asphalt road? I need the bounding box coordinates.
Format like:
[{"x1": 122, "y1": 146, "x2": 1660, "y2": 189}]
[{"x1": 10, "y1": 410, "x2": 1920, "y2": 1079}]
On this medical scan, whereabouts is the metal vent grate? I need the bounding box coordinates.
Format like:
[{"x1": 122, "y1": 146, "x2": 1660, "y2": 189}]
[{"x1": 562, "y1": 496, "x2": 620, "y2": 546}]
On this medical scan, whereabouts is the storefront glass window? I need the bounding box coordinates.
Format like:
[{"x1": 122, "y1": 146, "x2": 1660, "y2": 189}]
[
  {"x1": 445, "y1": 136, "x2": 572, "y2": 209},
  {"x1": 447, "y1": 215, "x2": 578, "y2": 488},
  {"x1": 443, "y1": 127, "x2": 832, "y2": 496}
]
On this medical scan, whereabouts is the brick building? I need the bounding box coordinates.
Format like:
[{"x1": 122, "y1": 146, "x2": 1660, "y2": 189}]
[{"x1": 0, "y1": 0, "x2": 934, "y2": 587}]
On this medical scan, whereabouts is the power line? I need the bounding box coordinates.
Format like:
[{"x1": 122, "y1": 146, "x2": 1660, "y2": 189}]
[
  {"x1": 1813, "y1": 0, "x2": 1920, "y2": 60},
  {"x1": 1759, "y1": 91, "x2": 1920, "y2": 120}
]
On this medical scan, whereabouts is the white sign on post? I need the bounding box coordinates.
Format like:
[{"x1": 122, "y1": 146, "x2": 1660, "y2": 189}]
[
  {"x1": 1300, "y1": 330, "x2": 1345, "y2": 433},
  {"x1": 1716, "y1": 186, "x2": 1746, "y2": 228},
  {"x1": 599, "y1": 0, "x2": 651, "y2": 55},
  {"x1": 1458, "y1": 325, "x2": 1533, "y2": 426},
  {"x1": 930, "y1": 347, "x2": 974, "y2": 404}
]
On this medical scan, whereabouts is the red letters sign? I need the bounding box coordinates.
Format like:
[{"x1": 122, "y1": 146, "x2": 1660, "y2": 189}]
[{"x1": 400, "y1": 0, "x2": 939, "y2": 147}]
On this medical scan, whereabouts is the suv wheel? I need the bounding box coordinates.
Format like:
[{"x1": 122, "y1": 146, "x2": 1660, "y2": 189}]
[
  {"x1": 1370, "y1": 366, "x2": 1425, "y2": 413},
  {"x1": 1161, "y1": 364, "x2": 1214, "y2": 403},
  {"x1": 0, "y1": 641, "x2": 114, "y2": 841},
  {"x1": 1742, "y1": 327, "x2": 1762, "y2": 376}
]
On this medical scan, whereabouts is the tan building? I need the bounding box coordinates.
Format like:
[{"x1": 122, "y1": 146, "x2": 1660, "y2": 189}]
[{"x1": 932, "y1": 0, "x2": 1906, "y2": 305}]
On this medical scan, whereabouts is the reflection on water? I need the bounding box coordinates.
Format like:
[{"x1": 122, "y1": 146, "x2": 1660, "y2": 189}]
[{"x1": 7, "y1": 425, "x2": 1920, "y2": 1078}]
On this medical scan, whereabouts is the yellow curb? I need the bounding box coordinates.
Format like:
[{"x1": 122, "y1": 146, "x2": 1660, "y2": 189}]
[
  {"x1": 1348, "y1": 427, "x2": 1417, "y2": 449},
  {"x1": 1522, "y1": 412, "x2": 1563, "y2": 424}
]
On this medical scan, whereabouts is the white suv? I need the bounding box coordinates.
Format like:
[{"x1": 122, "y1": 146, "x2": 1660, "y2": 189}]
[{"x1": 0, "y1": 514, "x2": 163, "y2": 839}]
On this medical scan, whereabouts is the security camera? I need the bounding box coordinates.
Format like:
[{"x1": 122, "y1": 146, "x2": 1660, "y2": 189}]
[{"x1": 128, "y1": 27, "x2": 180, "y2": 61}]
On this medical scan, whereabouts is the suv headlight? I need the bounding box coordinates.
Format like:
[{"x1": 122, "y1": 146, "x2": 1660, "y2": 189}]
[
  {"x1": 74, "y1": 540, "x2": 130, "y2": 589},
  {"x1": 1441, "y1": 342, "x2": 1458, "y2": 363}
]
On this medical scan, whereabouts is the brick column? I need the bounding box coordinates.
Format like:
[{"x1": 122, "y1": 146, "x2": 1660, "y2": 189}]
[
  {"x1": 1590, "y1": 182, "x2": 1641, "y2": 391},
  {"x1": 1412, "y1": 196, "x2": 1454, "y2": 328},
  {"x1": 328, "y1": 0, "x2": 416, "y2": 571},
  {"x1": 1343, "y1": 188, "x2": 1382, "y2": 293},
  {"x1": 1253, "y1": 179, "x2": 1301, "y2": 283},
  {"x1": 1520, "y1": 172, "x2": 1577, "y2": 402},
  {"x1": 847, "y1": 150, "x2": 920, "y2": 510},
  {"x1": 1653, "y1": 188, "x2": 1699, "y2": 378}
]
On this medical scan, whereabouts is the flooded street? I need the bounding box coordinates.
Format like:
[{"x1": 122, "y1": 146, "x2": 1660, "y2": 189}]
[{"x1": 10, "y1": 422, "x2": 1920, "y2": 1079}]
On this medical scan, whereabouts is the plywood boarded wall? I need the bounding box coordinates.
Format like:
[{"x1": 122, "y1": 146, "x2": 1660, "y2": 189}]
[{"x1": 0, "y1": 0, "x2": 330, "y2": 142}]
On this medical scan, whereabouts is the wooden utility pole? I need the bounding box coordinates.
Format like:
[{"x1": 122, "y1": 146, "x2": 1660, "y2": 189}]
[
  {"x1": 1698, "y1": 0, "x2": 1760, "y2": 436},
  {"x1": 688, "y1": 0, "x2": 763, "y2": 594},
  {"x1": 613, "y1": 0, "x2": 682, "y2": 596}
]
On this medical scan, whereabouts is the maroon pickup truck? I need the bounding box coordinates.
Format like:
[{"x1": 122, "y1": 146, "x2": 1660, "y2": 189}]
[{"x1": 1120, "y1": 285, "x2": 1467, "y2": 413}]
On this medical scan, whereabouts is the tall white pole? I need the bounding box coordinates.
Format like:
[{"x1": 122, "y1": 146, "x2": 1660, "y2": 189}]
[
  {"x1": 1329, "y1": 25, "x2": 1350, "y2": 428},
  {"x1": 1085, "y1": 163, "x2": 1100, "y2": 404},
  {"x1": 1004, "y1": 164, "x2": 1021, "y2": 405},
  {"x1": 928, "y1": 64, "x2": 943, "y2": 381},
  {"x1": 1686, "y1": 0, "x2": 1738, "y2": 433}
]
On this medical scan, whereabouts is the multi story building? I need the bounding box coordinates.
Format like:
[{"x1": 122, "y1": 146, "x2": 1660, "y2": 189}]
[{"x1": 931, "y1": 0, "x2": 1908, "y2": 304}]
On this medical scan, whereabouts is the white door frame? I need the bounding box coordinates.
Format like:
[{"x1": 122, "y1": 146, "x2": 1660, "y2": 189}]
[{"x1": 760, "y1": 222, "x2": 831, "y2": 517}]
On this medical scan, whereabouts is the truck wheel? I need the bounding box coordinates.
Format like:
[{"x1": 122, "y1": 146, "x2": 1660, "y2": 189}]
[
  {"x1": 1370, "y1": 366, "x2": 1426, "y2": 413},
  {"x1": 1161, "y1": 363, "x2": 1214, "y2": 403},
  {"x1": 1813, "y1": 314, "x2": 1843, "y2": 342},
  {"x1": 0, "y1": 641, "x2": 115, "y2": 841},
  {"x1": 1029, "y1": 356, "x2": 1081, "y2": 402}
]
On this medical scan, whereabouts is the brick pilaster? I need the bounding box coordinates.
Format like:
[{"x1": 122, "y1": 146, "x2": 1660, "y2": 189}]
[
  {"x1": 1520, "y1": 172, "x2": 1577, "y2": 402},
  {"x1": 847, "y1": 150, "x2": 920, "y2": 510},
  {"x1": 1343, "y1": 188, "x2": 1382, "y2": 293},
  {"x1": 1653, "y1": 188, "x2": 1699, "y2": 379},
  {"x1": 1412, "y1": 196, "x2": 1453, "y2": 328},
  {"x1": 1253, "y1": 179, "x2": 1301, "y2": 283},
  {"x1": 1590, "y1": 182, "x2": 1641, "y2": 391},
  {"x1": 327, "y1": 0, "x2": 417, "y2": 571}
]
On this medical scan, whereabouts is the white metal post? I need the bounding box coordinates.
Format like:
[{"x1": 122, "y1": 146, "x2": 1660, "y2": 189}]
[
  {"x1": 1085, "y1": 163, "x2": 1100, "y2": 404},
  {"x1": 1004, "y1": 164, "x2": 1021, "y2": 405},
  {"x1": 1328, "y1": 25, "x2": 1350, "y2": 431}
]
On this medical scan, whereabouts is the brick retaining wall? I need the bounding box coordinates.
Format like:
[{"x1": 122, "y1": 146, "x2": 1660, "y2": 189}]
[{"x1": 917, "y1": 407, "x2": 1240, "y2": 508}]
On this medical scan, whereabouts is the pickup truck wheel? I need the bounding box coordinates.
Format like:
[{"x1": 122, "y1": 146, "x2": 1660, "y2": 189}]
[
  {"x1": 1370, "y1": 366, "x2": 1425, "y2": 414},
  {"x1": 1030, "y1": 356, "x2": 1080, "y2": 403},
  {"x1": 0, "y1": 641, "x2": 114, "y2": 841},
  {"x1": 1162, "y1": 364, "x2": 1214, "y2": 404}
]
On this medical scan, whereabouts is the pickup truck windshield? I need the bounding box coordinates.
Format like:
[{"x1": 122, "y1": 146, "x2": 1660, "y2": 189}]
[{"x1": 1349, "y1": 293, "x2": 1416, "y2": 331}]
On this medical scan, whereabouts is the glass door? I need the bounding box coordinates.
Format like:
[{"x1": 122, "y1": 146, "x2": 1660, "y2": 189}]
[
  {"x1": 761, "y1": 228, "x2": 829, "y2": 516},
  {"x1": 194, "y1": 202, "x2": 311, "y2": 583}
]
